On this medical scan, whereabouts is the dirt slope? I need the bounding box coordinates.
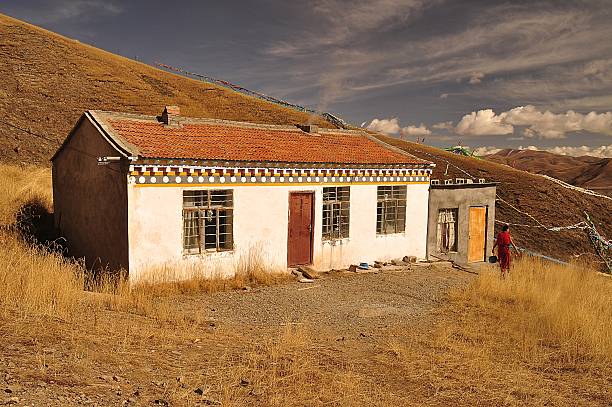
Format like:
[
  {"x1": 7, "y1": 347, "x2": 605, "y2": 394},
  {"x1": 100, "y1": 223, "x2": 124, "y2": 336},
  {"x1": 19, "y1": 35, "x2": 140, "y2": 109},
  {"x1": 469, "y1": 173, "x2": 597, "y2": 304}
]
[
  {"x1": 376, "y1": 136, "x2": 612, "y2": 265},
  {"x1": 0, "y1": 13, "x2": 333, "y2": 165},
  {"x1": 486, "y1": 149, "x2": 612, "y2": 196}
]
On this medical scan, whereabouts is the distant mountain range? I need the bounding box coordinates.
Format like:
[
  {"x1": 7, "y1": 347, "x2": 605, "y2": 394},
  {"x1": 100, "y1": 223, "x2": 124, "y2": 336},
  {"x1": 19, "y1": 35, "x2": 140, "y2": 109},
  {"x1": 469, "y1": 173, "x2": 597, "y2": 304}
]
[{"x1": 485, "y1": 149, "x2": 612, "y2": 197}]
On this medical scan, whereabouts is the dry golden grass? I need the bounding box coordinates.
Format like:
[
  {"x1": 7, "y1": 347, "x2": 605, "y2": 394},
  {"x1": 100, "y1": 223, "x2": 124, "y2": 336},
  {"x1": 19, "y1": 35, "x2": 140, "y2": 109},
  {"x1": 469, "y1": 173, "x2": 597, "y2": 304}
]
[
  {"x1": 381, "y1": 257, "x2": 612, "y2": 405},
  {"x1": 88, "y1": 251, "x2": 291, "y2": 325},
  {"x1": 464, "y1": 258, "x2": 612, "y2": 364},
  {"x1": 0, "y1": 162, "x2": 610, "y2": 405},
  {"x1": 0, "y1": 164, "x2": 52, "y2": 225},
  {"x1": 0, "y1": 164, "x2": 85, "y2": 318},
  {"x1": 0, "y1": 163, "x2": 288, "y2": 323},
  {"x1": 130, "y1": 246, "x2": 290, "y2": 296},
  {"x1": 0, "y1": 232, "x2": 85, "y2": 318}
]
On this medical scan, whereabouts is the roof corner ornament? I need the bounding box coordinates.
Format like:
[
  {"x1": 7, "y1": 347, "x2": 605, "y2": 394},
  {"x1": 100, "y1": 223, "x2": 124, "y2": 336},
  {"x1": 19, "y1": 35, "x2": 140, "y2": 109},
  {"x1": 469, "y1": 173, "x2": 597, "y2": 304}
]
[
  {"x1": 297, "y1": 124, "x2": 319, "y2": 134},
  {"x1": 160, "y1": 106, "x2": 181, "y2": 126}
]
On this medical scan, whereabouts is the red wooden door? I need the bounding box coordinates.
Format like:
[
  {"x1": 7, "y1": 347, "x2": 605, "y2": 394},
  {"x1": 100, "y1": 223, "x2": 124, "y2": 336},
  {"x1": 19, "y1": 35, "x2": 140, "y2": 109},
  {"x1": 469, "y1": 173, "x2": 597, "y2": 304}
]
[{"x1": 288, "y1": 192, "x2": 314, "y2": 266}]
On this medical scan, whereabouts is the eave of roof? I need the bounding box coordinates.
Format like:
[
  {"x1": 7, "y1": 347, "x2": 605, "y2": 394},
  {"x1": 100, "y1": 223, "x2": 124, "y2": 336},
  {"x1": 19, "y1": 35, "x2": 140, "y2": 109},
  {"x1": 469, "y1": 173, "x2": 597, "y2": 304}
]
[{"x1": 85, "y1": 110, "x2": 432, "y2": 167}]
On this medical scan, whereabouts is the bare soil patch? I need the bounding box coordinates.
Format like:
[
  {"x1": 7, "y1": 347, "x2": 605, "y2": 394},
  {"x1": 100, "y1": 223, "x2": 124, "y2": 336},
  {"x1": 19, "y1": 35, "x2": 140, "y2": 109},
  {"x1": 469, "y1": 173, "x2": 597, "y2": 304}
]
[{"x1": 181, "y1": 263, "x2": 472, "y2": 339}]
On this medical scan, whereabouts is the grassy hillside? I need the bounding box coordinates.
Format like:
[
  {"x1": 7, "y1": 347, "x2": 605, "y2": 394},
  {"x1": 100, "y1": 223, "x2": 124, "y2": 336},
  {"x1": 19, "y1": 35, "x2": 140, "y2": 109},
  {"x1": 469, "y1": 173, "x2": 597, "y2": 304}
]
[
  {"x1": 0, "y1": 13, "x2": 333, "y2": 164},
  {"x1": 375, "y1": 136, "x2": 612, "y2": 267}
]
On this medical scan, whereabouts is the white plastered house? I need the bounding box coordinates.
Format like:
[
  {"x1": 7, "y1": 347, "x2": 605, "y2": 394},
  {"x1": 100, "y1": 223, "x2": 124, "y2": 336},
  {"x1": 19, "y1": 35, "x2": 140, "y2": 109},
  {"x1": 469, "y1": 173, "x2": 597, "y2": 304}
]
[{"x1": 52, "y1": 106, "x2": 434, "y2": 281}]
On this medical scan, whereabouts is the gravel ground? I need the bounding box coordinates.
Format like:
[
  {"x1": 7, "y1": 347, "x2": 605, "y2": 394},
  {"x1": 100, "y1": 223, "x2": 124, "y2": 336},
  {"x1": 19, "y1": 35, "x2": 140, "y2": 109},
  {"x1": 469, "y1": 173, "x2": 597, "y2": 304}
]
[{"x1": 184, "y1": 263, "x2": 475, "y2": 338}]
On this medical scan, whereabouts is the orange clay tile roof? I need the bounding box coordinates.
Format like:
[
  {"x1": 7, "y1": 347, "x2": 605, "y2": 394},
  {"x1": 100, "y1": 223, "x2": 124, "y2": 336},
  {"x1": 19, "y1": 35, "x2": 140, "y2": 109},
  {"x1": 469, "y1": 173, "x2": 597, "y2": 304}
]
[{"x1": 94, "y1": 111, "x2": 428, "y2": 165}]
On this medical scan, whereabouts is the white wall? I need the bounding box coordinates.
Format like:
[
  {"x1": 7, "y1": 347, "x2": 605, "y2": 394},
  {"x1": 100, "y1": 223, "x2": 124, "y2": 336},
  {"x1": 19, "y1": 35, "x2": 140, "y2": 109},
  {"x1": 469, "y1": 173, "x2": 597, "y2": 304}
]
[
  {"x1": 127, "y1": 183, "x2": 429, "y2": 280},
  {"x1": 314, "y1": 184, "x2": 429, "y2": 270}
]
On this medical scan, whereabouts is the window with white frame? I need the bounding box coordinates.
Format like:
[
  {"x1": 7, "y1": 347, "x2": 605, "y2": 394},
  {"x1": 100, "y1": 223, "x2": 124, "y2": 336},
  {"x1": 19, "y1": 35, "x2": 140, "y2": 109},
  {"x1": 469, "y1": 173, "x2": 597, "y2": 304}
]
[
  {"x1": 437, "y1": 208, "x2": 458, "y2": 252},
  {"x1": 322, "y1": 186, "x2": 350, "y2": 240},
  {"x1": 376, "y1": 185, "x2": 407, "y2": 234},
  {"x1": 183, "y1": 190, "x2": 233, "y2": 254}
]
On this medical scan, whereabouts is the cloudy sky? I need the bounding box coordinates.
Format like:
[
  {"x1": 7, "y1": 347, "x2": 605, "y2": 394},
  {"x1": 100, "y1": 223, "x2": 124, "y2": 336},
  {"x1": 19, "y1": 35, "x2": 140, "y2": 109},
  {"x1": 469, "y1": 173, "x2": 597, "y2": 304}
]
[{"x1": 2, "y1": 0, "x2": 612, "y2": 156}]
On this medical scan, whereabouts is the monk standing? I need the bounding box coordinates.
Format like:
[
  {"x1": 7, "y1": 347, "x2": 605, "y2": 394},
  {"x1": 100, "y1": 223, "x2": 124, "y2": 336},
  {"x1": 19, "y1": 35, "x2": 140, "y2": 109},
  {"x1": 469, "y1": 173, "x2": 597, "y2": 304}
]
[{"x1": 492, "y1": 224, "x2": 519, "y2": 277}]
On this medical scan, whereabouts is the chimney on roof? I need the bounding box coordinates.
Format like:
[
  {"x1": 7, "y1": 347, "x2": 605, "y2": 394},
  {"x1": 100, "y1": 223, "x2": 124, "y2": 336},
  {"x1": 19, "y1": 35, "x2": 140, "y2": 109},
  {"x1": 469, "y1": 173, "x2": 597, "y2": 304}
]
[
  {"x1": 297, "y1": 124, "x2": 319, "y2": 134},
  {"x1": 161, "y1": 106, "x2": 180, "y2": 126}
]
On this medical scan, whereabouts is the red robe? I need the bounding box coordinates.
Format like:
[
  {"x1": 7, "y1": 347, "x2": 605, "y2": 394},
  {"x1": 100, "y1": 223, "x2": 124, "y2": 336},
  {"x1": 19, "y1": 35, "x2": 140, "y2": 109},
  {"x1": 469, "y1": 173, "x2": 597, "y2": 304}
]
[{"x1": 497, "y1": 231, "x2": 511, "y2": 269}]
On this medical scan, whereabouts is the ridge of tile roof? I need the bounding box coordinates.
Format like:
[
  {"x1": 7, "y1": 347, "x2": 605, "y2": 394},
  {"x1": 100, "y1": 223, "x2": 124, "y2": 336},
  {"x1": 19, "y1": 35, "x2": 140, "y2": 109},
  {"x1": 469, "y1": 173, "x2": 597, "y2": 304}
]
[{"x1": 89, "y1": 110, "x2": 431, "y2": 166}]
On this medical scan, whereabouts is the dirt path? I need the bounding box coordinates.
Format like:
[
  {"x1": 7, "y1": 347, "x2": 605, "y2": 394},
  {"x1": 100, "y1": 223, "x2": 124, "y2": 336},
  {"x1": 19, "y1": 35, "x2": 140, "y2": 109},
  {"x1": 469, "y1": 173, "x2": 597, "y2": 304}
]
[{"x1": 183, "y1": 263, "x2": 474, "y2": 339}]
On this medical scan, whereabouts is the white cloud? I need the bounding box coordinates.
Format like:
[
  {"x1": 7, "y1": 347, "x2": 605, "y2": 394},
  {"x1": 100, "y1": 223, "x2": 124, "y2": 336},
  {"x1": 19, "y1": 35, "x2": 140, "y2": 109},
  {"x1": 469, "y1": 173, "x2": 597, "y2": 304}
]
[
  {"x1": 473, "y1": 144, "x2": 612, "y2": 158},
  {"x1": 261, "y1": 3, "x2": 612, "y2": 111},
  {"x1": 520, "y1": 144, "x2": 612, "y2": 158},
  {"x1": 367, "y1": 117, "x2": 401, "y2": 134},
  {"x1": 367, "y1": 118, "x2": 432, "y2": 137},
  {"x1": 468, "y1": 72, "x2": 485, "y2": 85},
  {"x1": 432, "y1": 121, "x2": 454, "y2": 130},
  {"x1": 454, "y1": 105, "x2": 612, "y2": 138},
  {"x1": 455, "y1": 109, "x2": 514, "y2": 136},
  {"x1": 504, "y1": 105, "x2": 612, "y2": 138},
  {"x1": 472, "y1": 146, "x2": 502, "y2": 156},
  {"x1": 401, "y1": 123, "x2": 431, "y2": 136},
  {"x1": 369, "y1": 106, "x2": 612, "y2": 141},
  {"x1": 23, "y1": 0, "x2": 123, "y2": 24}
]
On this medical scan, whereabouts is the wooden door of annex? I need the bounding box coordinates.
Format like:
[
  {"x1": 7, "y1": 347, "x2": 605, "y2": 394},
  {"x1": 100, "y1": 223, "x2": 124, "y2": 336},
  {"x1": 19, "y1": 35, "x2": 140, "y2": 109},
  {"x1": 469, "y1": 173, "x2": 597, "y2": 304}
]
[
  {"x1": 468, "y1": 206, "x2": 487, "y2": 263},
  {"x1": 288, "y1": 192, "x2": 314, "y2": 266}
]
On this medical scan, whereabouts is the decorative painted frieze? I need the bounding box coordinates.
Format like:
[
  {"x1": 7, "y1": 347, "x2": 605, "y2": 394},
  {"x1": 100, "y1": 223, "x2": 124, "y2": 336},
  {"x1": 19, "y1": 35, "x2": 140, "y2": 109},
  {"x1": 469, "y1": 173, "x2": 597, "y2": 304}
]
[{"x1": 128, "y1": 164, "x2": 433, "y2": 186}]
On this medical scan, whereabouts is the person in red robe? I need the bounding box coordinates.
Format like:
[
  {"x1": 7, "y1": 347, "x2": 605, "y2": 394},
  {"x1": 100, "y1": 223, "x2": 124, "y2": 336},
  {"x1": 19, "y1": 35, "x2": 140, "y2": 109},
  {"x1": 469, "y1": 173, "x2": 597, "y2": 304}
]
[{"x1": 492, "y1": 224, "x2": 519, "y2": 277}]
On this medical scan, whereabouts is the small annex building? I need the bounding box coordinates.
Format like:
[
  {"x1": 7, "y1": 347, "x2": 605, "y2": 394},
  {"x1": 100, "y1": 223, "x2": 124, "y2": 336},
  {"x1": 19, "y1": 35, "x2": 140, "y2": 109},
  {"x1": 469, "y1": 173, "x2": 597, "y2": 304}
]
[
  {"x1": 52, "y1": 106, "x2": 434, "y2": 281},
  {"x1": 427, "y1": 179, "x2": 497, "y2": 264}
]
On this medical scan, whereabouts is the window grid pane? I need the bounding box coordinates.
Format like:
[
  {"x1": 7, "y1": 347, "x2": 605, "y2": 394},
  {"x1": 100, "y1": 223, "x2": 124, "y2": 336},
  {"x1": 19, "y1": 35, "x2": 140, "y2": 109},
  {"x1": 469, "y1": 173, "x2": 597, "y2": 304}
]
[
  {"x1": 377, "y1": 186, "x2": 407, "y2": 235},
  {"x1": 322, "y1": 187, "x2": 350, "y2": 240},
  {"x1": 183, "y1": 190, "x2": 233, "y2": 253},
  {"x1": 183, "y1": 209, "x2": 201, "y2": 253}
]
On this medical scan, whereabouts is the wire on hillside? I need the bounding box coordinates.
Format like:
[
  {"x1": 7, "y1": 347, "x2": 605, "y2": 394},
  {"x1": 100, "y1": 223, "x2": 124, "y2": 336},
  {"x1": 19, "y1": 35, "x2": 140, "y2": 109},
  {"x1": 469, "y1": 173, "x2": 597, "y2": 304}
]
[
  {"x1": 495, "y1": 195, "x2": 547, "y2": 228},
  {"x1": 0, "y1": 118, "x2": 58, "y2": 144},
  {"x1": 154, "y1": 62, "x2": 349, "y2": 129},
  {"x1": 539, "y1": 173, "x2": 612, "y2": 202},
  {"x1": 494, "y1": 219, "x2": 587, "y2": 231}
]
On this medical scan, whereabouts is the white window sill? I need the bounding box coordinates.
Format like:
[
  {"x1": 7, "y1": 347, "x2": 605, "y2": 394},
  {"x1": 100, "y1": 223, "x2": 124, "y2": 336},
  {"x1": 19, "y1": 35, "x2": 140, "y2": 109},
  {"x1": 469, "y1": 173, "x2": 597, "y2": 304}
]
[
  {"x1": 322, "y1": 237, "x2": 350, "y2": 245},
  {"x1": 182, "y1": 249, "x2": 235, "y2": 258},
  {"x1": 376, "y1": 232, "x2": 407, "y2": 237}
]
